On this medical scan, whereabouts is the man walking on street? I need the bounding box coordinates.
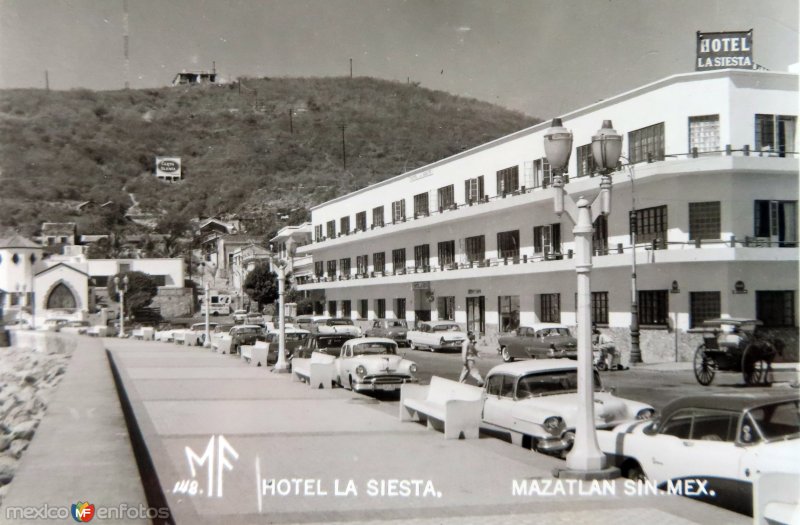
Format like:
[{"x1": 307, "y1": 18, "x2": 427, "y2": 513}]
[{"x1": 459, "y1": 331, "x2": 484, "y2": 386}]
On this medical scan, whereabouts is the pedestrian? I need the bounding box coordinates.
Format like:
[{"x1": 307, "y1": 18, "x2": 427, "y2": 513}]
[
  {"x1": 592, "y1": 325, "x2": 627, "y2": 370},
  {"x1": 459, "y1": 331, "x2": 484, "y2": 386}
]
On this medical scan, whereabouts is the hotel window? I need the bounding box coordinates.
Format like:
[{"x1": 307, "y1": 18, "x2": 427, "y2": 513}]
[
  {"x1": 326, "y1": 220, "x2": 336, "y2": 238},
  {"x1": 373, "y1": 252, "x2": 385, "y2": 273},
  {"x1": 688, "y1": 115, "x2": 720, "y2": 155},
  {"x1": 356, "y1": 254, "x2": 368, "y2": 275},
  {"x1": 326, "y1": 260, "x2": 337, "y2": 277},
  {"x1": 593, "y1": 215, "x2": 609, "y2": 255},
  {"x1": 689, "y1": 201, "x2": 721, "y2": 240},
  {"x1": 755, "y1": 114, "x2": 796, "y2": 156},
  {"x1": 392, "y1": 199, "x2": 406, "y2": 223},
  {"x1": 314, "y1": 261, "x2": 324, "y2": 277},
  {"x1": 358, "y1": 299, "x2": 368, "y2": 319},
  {"x1": 392, "y1": 248, "x2": 406, "y2": 273},
  {"x1": 339, "y1": 257, "x2": 351, "y2": 277},
  {"x1": 413, "y1": 192, "x2": 429, "y2": 217},
  {"x1": 355, "y1": 211, "x2": 367, "y2": 232},
  {"x1": 374, "y1": 298, "x2": 386, "y2": 319},
  {"x1": 540, "y1": 294, "x2": 560, "y2": 323},
  {"x1": 372, "y1": 206, "x2": 384, "y2": 227},
  {"x1": 437, "y1": 184, "x2": 455, "y2": 210},
  {"x1": 756, "y1": 291, "x2": 795, "y2": 327},
  {"x1": 342, "y1": 300, "x2": 352, "y2": 318},
  {"x1": 328, "y1": 300, "x2": 337, "y2": 317},
  {"x1": 690, "y1": 292, "x2": 721, "y2": 328},
  {"x1": 465, "y1": 235, "x2": 485, "y2": 263},
  {"x1": 533, "y1": 158, "x2": 551, "y2": 187},
  {"x1": 576, "y1": 144, "x2": 596, "y2": 177},
  {"x1": 340, "y1": 216, "x2": 351, "y2": 235},
  {"x1": 754, "y1": 200, "x2": 798, "y2": 247},
  {"x1": 497, "y1": 230, "x2": 520, "y2": 259},
  {"x1": 496, "y1": 165, "x2": 519, "y2": 195},
  {"x1": 631, "y1": 205, "x2": 667, "y2": 248},
  {"x1": 438, "y1": 240, "x2": 456, "y2": 268},
  {"x1": 629, "y1": 122, "x2": 665, "y2": 164},
  {"x1": 464, "y1": 176, "x2": 485, "y2": 203},
  {"x1": 394, "y1": 298, "x2": 406, "y2": 319},
  {"x1": 314, "y1": 224, "x2": 323, "y2": 241},
  {"x1": 414, "y1": 244, "x2": 430, "y2": 269},
  {"x1": 533, "y1": 224, "x2": 561, "y2": 257},
  {"x1": 437, "y1": 296, "x2": 455, "y2": 320},
  {"x1": 498, "y1": 295, "x2": 520, "y2": 332},
  {"x1": 639, "y1": 290, "x2": 669, "y2": 326}
]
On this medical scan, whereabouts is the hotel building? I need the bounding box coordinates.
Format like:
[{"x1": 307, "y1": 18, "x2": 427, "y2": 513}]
[{"x1": 295, "y1": 69, "x2": 798, "y2": 362}]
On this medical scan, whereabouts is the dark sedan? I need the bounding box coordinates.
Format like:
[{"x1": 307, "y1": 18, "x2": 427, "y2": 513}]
[
  {"x1": 229, "y1": 325, "x2": 266, "y2": 355},
  {"x1": 364, "y1": 318, "x2": 409, "y2": 346},
  {"x1": 293, "y1": 333, "x2": 357, "y2": 359},
  {"x1": 497, "y1": 323, "x2": 577, "y2": 362}
]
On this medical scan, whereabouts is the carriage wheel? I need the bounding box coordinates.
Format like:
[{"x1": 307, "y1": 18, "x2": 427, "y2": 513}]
[
  {"x1": 742, "y1": 345, "x2": 769, "y2": 386},
  {"x1": 693, "y1": 345, "x2": 716, "y2": 386}
]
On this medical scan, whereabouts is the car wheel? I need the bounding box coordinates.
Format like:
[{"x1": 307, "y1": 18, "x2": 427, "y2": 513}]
[
  {"x1": 623, "y1": 462, "x2": 647, "y2": 482},
  {"x1": 410, "y1": 341, "x2": 417, "y2": 351},
  {"x1": 501, "y1": 346, "x2": 514, "y2": 363}
]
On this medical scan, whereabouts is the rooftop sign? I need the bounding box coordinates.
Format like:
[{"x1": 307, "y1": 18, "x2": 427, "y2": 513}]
[{"x1": 696, "y1": 30, "x2": 753, "y2": 71}]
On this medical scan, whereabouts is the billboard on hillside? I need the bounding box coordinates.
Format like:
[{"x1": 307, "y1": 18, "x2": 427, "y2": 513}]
[{"x1": 155, "y1": 156, "x2": 182, "y2": 182}]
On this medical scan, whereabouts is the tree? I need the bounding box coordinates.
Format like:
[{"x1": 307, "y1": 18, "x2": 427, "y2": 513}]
[
  {"x1": 243, "y1": 262, "x2": 282, "y2": 311},
  {"x1": 107, "y1": 271, "x2": 158, "y2": 316},
  {"x1": 156, "y1": 213, "x2": 192, "y2": 257}
]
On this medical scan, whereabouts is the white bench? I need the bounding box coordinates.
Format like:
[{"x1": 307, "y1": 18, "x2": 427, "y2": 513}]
[
  {"x1": 399, "y1": 376, "x2": 484, "y2": 439},
  {"x1": 131, "y1": 327, "x2": 155, "y2": 341},
  {"x1": 292, "y1": 352, "x2": 336, "y2": 389},
  {"x1": 241, "y1": 341, "x2": 270, "y2": 366},
  {"x1": 754, "y1": 472, "x2": 800, "y2": 525},
  {"x1": 87, "y1": 325, "x2": 111, "y2": 337}
]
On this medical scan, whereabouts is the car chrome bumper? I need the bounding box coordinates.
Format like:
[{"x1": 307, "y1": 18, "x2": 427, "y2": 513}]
[
  {"x1": 536, "y1": 431, "x2": 575, "y2": 453},
  {"x1": 353, "y1": 376, "x2": 418, "y2": 392}
]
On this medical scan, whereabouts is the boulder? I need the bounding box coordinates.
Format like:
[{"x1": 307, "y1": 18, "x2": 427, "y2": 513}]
[
  {"x1": 7, "y1": 439, "x2": 29, "y2": 459},
  {"x1": 0, "y1": 456, "x2": 16, "y2": 485},
  {"x1": 11, "y1": 420, "x2": 38, "y2": 441}
]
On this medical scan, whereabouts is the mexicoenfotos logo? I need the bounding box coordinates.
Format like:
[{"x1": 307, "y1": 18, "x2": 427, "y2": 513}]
[{"x1": 71, "y1": 501, "x2": 95, "y2": 522}]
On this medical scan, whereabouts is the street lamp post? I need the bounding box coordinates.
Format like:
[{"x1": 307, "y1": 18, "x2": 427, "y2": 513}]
[
  {"x1": 544, "y1": 118, "x2": 621, "y2": 478},
  {"x1": 114, "y1": 274, "x2": 129, "y2": 338},
  {"x1": 625, "y1": 163, "x2": 642, "y2": 364},
  {"x1": 204, "y1": 281, "x2": 211, "y2": 348},
  {"x1": 270, "y1": 237, "x2": 296, "y2": 373}
]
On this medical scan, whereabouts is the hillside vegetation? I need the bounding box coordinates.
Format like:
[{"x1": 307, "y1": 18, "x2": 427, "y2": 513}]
[{"x1": 0, "y1": 77, "x2": 539, "y2": 237}]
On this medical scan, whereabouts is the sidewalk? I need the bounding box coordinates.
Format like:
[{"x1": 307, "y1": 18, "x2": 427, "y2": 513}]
[{"x1": 105, "y1": 338, "x2": 748, "y2": 524}]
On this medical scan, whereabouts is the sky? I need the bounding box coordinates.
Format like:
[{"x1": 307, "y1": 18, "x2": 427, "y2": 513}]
[{"x1": 0, "y1": 0, "x2": 797, "y2": 118}]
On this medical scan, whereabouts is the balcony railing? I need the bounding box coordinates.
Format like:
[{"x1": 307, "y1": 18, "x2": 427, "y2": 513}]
[{"x1": 312, "y1": 145, "x2": 798, "y2": 245}]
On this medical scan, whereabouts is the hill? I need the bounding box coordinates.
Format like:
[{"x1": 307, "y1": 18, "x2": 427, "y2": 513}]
[{"x1": 0, "y1": 77, "x2": 540, "y2": 238}]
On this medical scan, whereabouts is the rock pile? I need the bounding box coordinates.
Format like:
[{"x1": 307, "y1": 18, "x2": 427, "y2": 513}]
[{"x1": 0, "y1": 343, "x2": 72, "y2": 505}]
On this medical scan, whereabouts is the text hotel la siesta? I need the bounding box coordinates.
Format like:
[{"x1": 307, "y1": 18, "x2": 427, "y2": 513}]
[{"x1": 293, "y1": 67, "x2": 798, "y2": 363}]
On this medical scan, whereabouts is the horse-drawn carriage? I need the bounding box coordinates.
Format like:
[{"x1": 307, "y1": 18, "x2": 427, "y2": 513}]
[{"x1": 692, "y1": 318, "x2": 783, "y2": 386}]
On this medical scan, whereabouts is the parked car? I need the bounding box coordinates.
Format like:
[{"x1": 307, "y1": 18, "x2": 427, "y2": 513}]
[
  {"x1": 406, "y1": 321, "x2": 466, "y2": 351},
  {"x1": 190, "y1": 322, "x2": 218, "y2": 347},
  {"x1": 312, "y1": 317, "x2": 362, "y2": 336},
  {"x1": 334, "y1": 337, "x2": 418, "y2": 392},
  {"x1": 482, "y1": 360, "x2": 654, "y2": 457},
  {"x1": 498, "y1": 323, "x2": 578, "y2": 362},
  {"x1": 245, "y1": 313, "x2": 265, "y2": 326},
  {"x1": 58, "y1": 320, "x2": 90, "y2": 335},
  {"x1": 228, "y1": 324, "x2": 266, "y2": 355},
  {"x1": 365, "y1": 318, "x2": 409, "y2": 346},
  {"x1": 597, "y1": 393, "x2": 800, "y2": 516},
  {"x1": 232, "y1": 309, "x2": 248, "y2": 324},
  {"x1": 264, "y1": 328, "x2": 311, "y2": 364},
  {"x1": 155, "y1": 323, "x2": 188, "y2": 342},
  {"x1": 293, "y1": 333, "x2": 358, "y2": 359},
  {"x1": 294, "y1": 315, "x2": 319, "y2": 332},
  {"x1": 210, "y1": 324, "x2": 236, "y2": 353}
]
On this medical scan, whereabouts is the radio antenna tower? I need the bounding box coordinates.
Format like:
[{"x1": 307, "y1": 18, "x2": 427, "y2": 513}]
[{"x1": 123, "y1": 0, "x2": 130, "y2": 89}]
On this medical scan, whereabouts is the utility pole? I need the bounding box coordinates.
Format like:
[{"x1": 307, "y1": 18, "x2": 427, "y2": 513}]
[{"x1": 341, "y1": 124, "x2": 346, "y2": 170}]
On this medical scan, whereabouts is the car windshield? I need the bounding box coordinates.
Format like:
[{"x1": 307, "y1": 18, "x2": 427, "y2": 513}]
[
  {"x1": 327, "y1": 319, "x2": 354, "y2": 326},
  {"x1": 352, "y1": 342, "x2": 397, "y2": 355},
  {"x1": 387, "y1": 320, "x2": 407, "y2": 328},
  {"x1": 537, "y1": 328, "x2": 571, "y2": 337},
  {"x1": 746, "y1": 399, "x2": 800, "y2": 442},
  {"x1": 317, "y1": 336, "x2": 351, "y2": 349},
  {"x1": 516, "y1": 370, "x2": 601, "y2": 398},
  {"x1": 432, "y1": 324, "x2": 460, "y2": 332},
  {"x1": 214, "y1": 325, "x2": 234, "y2": 333},
  {"x1": 234, "y1": 327, "x2": 261, "y2": 335}
]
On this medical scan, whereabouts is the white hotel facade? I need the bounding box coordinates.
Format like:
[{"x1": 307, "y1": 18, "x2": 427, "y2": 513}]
[{"x1": 296, "y1": 69, "x2": 798, "y2": 362}]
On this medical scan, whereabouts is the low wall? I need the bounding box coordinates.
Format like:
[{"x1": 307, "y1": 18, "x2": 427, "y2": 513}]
[{"x1": 8, "y1": 330, "x2": 79, "y2": 355}]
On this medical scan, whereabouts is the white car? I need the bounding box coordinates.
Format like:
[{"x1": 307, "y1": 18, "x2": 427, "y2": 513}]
[
  {"x1": 232, "y1": 309, "x2": 248, "y2": 323},
  {"x1": 597, "y1": 393, "x2": 800, "y2": 516},
  {"x1": 334, "y1": 337, "x2": 418, "y2": 392},
  {"x1": 312, "y1": 317, "x2": 362, "y2": 337},
  {"x1": 481, "y1": 360, "x2": 654, "y2": 456},
  {"x1": 406, "y1": 321, "x2": 466, "y2": 351}
]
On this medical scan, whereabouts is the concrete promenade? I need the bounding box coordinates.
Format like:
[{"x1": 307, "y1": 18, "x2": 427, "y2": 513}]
[{"x1": 105, "y1": 338, "x2": 748, "y2": 525}]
